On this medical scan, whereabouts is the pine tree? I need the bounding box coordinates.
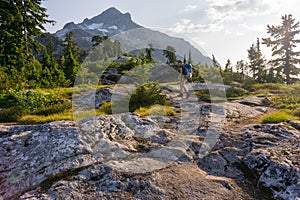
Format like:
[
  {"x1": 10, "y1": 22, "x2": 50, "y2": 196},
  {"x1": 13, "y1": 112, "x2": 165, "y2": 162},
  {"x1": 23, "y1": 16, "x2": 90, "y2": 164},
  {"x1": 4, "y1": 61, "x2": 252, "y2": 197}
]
[
  {"x1": 235, "y1": 60, "x2": 246, "y2": 82},
  {"x1": 263, "y1": 14, "x2": 300, "y2": 84},
  {"x1": 163, "y1": 46, "x2": 177, "y2": 64},
  {"x1": 145, "y1": 43, "x2": 154, "y2": 63},
  {"x1": 255, "y1": 38, "x2": 266, "y2": 83},
  {"x1": 224, "y1": 59, "x2": 232, "y2": 72},
  {"x1": 140, "y1": 50, "x2": 146, "y2": 63},
  {"x1": 61, "y1": 32, "x2": 80, "y2": 84},
  {"x1": 91, "y1": 35, "x2": 108, "y2": 46},
  {"x1": 223, "y1": 59, "x2": 233, "y2": 84},
  {"x1": 247, "y1": 38, "x2": 266, "y2": 83},
  {"x1": 183, "y1": 54, "x2": 187, "y2": 64},
  {"x1": 0, "y1": 0, "x2": 54, "y2": 69},
  {"x1": 188, "y1": 49, "x2": 193, "y2": 64},
  {"x1": 212, "y1": 54, "x2": 219, "y2": 68},
  {"x1": 41, "y1": 39, "x2": 67, "y2": 87}
]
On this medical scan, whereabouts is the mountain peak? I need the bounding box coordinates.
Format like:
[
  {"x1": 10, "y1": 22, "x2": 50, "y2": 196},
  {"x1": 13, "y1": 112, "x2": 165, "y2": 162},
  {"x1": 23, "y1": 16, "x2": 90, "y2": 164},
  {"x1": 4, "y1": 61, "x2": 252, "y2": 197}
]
[
  {"x1": 102, "y1": 7, "x2": 123, "y2": 15},
  {"x1": 56, "y1": 7, "x2": 142, "y2": 40},
  {"x1": 90, "y1": 7, "x2": 129, "y2": 23}
]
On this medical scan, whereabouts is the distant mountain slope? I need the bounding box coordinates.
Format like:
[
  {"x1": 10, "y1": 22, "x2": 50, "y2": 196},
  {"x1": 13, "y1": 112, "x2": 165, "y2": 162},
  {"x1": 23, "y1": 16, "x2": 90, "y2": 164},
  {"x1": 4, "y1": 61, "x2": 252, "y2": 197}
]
[
  {"x1": 130, "y1": 49, "x2": 184, "y2": 63},
  {"x1": 111, "y1": 28, "x2": 211, "y2": 64},
  {"x1": 55, "y1": 7, "x2": 212, "y2": 64}
]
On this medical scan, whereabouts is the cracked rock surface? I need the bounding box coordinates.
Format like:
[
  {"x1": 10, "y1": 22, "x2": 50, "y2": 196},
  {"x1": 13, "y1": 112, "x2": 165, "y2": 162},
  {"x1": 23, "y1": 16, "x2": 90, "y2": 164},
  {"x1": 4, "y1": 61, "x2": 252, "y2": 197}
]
[{"x1": 0, "y1": 86, "x2": 299, "y2": 200}]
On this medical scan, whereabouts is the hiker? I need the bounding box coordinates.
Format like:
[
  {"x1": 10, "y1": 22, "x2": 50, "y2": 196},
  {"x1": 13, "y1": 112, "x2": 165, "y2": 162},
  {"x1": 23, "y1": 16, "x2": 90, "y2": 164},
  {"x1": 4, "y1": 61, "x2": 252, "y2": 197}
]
[{"x1": 177, "y1": 60, "x2": 192, "y2": 98}]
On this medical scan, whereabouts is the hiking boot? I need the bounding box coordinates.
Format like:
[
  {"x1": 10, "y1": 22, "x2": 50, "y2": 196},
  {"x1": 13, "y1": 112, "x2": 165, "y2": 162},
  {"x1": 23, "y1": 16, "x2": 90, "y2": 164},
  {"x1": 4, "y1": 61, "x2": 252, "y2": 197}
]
[
  {"x1": 177, "y1": 92, "x2": 183, "y2": 97},
  {"x1": 186, "y1": 92, "x2": 190, "y2": 98}
]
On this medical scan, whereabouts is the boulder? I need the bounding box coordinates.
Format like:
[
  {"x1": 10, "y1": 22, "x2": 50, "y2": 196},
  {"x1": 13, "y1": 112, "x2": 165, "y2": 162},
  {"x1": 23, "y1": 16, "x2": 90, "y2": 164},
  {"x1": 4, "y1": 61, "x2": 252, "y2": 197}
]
[{"x1": 233, "y1": 96, "x2": 268, "y2": 106}]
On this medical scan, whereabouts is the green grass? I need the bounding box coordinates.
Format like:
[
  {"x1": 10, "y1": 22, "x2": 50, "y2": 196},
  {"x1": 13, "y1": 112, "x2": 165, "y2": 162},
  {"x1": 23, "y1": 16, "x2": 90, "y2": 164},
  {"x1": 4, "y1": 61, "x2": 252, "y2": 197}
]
[
  {"x1": 97, "y1": 102, "x2": 112, "y2": 115},
  {"x1": 0, "y1": 85, "x2": 116, "y2": 124},
  {"x1": 260, "y1": 110, "x2": 297, "y2": 124},
  {"x1": 36, "y1": 87, "x2": 74, "y2": 99},
  {"x1": 249, "y1": 83, "x2": 300, "y2": 120},
  {"x1": 19, "y1": 111, "x2": 73, "y2": 124},
  {"x1": 1, "y1": 83, "x2": 299, "y2": 125},
  {"x1": 135, "y1": 107, "x2": 149, "y2": 117},
  {"x1": 135, "y1": 105, "x2": 176, "y2": 117}
]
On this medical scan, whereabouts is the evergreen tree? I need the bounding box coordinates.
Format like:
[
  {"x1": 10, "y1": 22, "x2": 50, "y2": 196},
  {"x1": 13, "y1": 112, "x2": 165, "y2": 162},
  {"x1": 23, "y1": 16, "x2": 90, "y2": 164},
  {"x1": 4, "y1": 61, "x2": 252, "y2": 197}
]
[
  {"x1": 224, "y1": 59, "x2": 232, "y2": 72},
  {"x1": 41, "y1": 39, "x2": 67, "y2": 87},
  {"x1": 91, "y1": 36, "x2": 122, "y2": 60},
  {"x1": 188, "y1": 49, "x2": 193, "y2": 64},
  {"x1": 140, "y1": 50, "x2": 146, "y2": 63},
  {"x1": 0, "y1": 66, "x2": 8, "y2": 90},
  {"x1": 255, "y1": 38, "x2": 266, "y2": 83},
  {"x1": 91, "y1": 35, "x2": 108, "y2": 46},
  {"x1": 0, "y1": 0, "x2": 54, "y2": 70},
  {"x1": 145, "y1": 43, "x2": 154, "y2": 63},
  {"x1": 163, "y1": 46, "x2": 177, "y2": 64},
  {"x1": 235, "y1": 60, "x2": 246, "y2": 82},
  {"x1": 247, "y1": 43, "x2": 257, "y2": 79},
  {"x1": 61, "y1": 32, "x2": 80, "y2": 84},
  {"x1": 247, "y1": 38, "x2": 266, "y2": 83},
  {"x1": 183, "y1": 54, "x2": 187, "y2": 64},
  {"x1": 223, "y1": 59, "x2": 233, "y2": 84},
  {"x1": 263, "y1": 14, "x2": 300, "y2": 84},
  {"x1": 212, "y1": 54, "x2": 219, "y2": 68},
  {"x1": 265, "y1": 66, "x2": 283, "y2": 83}
]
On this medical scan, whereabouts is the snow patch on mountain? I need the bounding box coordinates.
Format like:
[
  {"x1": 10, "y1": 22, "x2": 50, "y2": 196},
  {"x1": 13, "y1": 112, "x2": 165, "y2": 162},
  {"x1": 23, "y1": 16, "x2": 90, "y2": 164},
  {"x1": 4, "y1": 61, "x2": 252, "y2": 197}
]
[
  {"x1": 87, "y1": 23, "x2": 104, "y2": 30},
  {"x1": 109, "y1": 25, "x2": 118, "y2": 30}
]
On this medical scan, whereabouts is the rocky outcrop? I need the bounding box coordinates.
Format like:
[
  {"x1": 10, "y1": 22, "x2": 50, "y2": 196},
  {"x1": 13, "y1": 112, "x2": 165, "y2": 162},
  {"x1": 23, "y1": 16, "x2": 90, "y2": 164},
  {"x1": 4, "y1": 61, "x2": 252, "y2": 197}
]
[
  {"x1": 197, "y1": 123, "x2": 300, "y2": 200},
  {"x1": 73, "y1": 88, "x2": 112, "y2": 109},
  {"x1": 0, "y1": 111, "x2": 238, "y2": 200},
  {"x1": 1, "y1": 89, "x2": 299, "y2": 199},
  {"x1": 243, "y1": 124, "x2": 300, "y2": 199},
  {"x1": 233, "y1": 96, "x2": 270, "y2": 106}
]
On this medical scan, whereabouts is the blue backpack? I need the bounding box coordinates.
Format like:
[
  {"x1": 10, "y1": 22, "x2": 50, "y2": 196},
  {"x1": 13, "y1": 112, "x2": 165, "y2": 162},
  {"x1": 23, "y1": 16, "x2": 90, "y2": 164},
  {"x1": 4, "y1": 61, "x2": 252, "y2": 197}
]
[{"x1": 183, "y1": 63, "x2": 192, "y2": 78}]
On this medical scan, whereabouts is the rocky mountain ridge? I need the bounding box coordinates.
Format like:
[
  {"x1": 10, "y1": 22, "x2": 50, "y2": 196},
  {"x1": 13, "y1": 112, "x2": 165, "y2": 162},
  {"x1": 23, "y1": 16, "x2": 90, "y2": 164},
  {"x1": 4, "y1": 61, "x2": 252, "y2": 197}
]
[
  {"x1": 56, "y1": 7, "x2": 141, "y2": 39},
  {"x1": 54, "y1": 7, "x2": 212, "y2": 64}
]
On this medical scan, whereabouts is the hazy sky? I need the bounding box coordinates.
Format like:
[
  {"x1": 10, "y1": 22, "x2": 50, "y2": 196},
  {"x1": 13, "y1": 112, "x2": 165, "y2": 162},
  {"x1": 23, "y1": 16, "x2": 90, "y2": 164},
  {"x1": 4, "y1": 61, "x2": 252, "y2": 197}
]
[{"x1": 42, "y1": 0, "x2": 300, "y2": 67}]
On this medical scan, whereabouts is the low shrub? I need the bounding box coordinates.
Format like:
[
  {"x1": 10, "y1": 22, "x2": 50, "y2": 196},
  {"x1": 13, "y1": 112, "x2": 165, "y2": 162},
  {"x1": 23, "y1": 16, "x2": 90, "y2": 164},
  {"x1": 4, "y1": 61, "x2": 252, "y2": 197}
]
[
  {"x1": 261, "y1": 110, "x2": 296, "y2": 124},
  {"x1": 105, "y1": 74, "x2": 120, "y2": 83},
  {"x1": 0, "y1": 89, "x2": 71, "y2": 123},
  {"x1": 252, "y1": 83, "x2": 285, "y2": 93},
  {"x1": 129, "y1": 82, "x2": 166, "y2": 111},
  {"x1": 0, "y1": 107, "x2": 24, "y2": 122},
  {"x1": 194, "y1": 89, "x2": 227, "y2": 103},
  {"x1": 292, "y1": 107, "x2": 300, "y2": 117},
  {"x1": 226, "y1": 87, "x2": 248, "y2": 99}
]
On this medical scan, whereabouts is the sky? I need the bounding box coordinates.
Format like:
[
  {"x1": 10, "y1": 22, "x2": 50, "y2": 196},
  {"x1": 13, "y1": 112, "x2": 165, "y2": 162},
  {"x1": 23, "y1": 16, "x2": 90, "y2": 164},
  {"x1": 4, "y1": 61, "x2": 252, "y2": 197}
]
[{"x1": 42, "y1": 0, "x2": 300, "y2": 67}]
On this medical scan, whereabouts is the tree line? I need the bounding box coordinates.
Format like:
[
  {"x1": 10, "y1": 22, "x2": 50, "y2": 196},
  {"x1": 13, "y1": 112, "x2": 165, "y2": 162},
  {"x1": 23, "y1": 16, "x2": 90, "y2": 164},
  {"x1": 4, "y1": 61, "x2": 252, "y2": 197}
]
[
  {"x1": 229, "y1": 14, "x2": 300, "y2": 85},
  {"x1": 162, "y1": 14, "x2": 300, "y2": 85}
]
